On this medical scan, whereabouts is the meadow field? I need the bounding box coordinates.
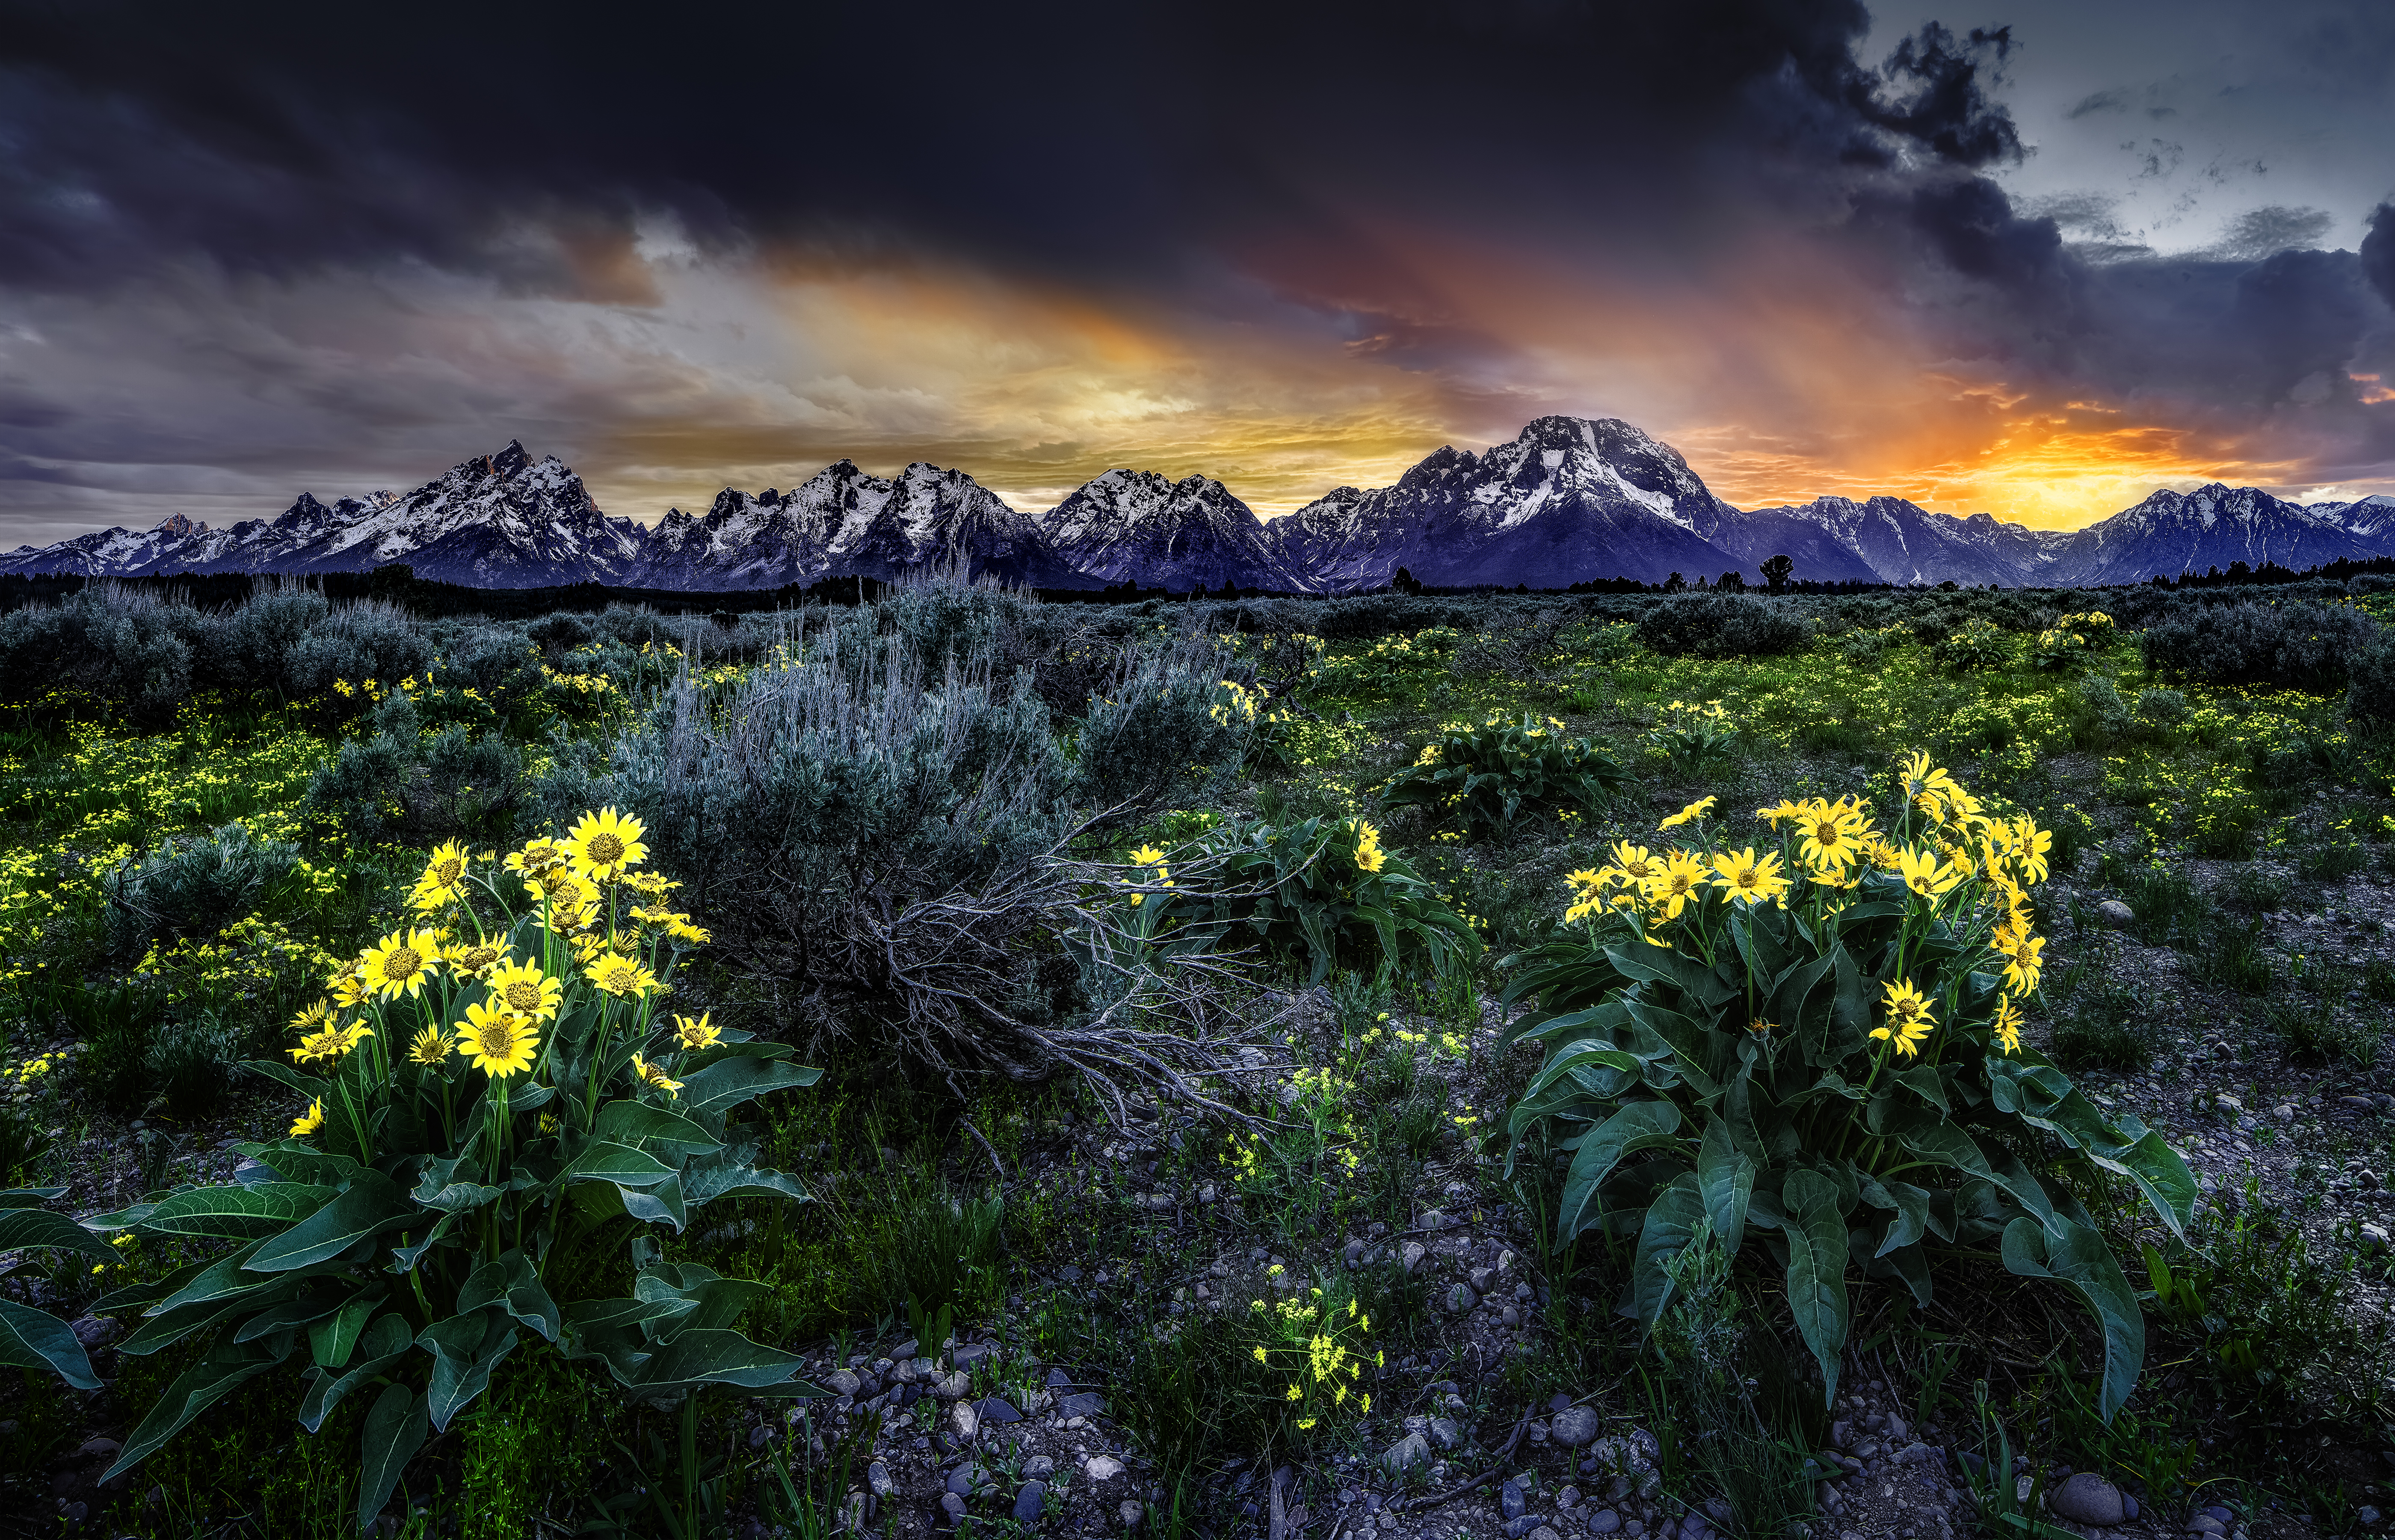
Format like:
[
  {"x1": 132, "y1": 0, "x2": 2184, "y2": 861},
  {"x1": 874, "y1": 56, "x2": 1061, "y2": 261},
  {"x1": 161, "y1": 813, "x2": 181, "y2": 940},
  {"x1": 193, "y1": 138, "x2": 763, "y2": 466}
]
[{"x1": 0, "y1": 578, "x2": 2389, "y2": 1540}]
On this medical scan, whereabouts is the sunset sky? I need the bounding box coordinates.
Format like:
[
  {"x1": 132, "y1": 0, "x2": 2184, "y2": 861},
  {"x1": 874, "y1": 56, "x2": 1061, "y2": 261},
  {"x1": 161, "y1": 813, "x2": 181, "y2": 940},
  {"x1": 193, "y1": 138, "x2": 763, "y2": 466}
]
[{"x1": 1, "y1": 0, "x2": 2392, "y2": 547}]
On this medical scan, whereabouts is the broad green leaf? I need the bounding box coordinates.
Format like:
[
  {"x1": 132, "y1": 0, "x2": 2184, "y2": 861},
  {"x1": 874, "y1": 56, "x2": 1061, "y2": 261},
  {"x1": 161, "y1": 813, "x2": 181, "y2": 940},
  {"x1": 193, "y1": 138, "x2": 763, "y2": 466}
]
[
  {"x1": 0, "y1": 1185, "x2": 65, "y2": 1207},
  {"x1": 561, "y1": 1140, "x2": 678, "y2": 1188},
  {"x1": 592, "y1": 1100, "x2": 725, "y2": 1156},
  {"x1": 140, "y1": 1182, "x2": 335, "y2": 1241},
  {"x1": 0, "y1": 1205, "x2": 112, "y2": 1259},
  {"x1": 246, "y1": 1173, "x2": 414, "y2": 1273},
  {"x1": 118, "y1": 1294, "x2": 271, "y2": 1357},
  {"x1": 2090, "y1": 1126, "x2": 2196, "y2": 1244},
  {"x1": 238, "y1": 1059, "x2": 328, "y2": 1101},
  {"x1": 152, "y1": 1238, "x2": 274, "y2": 1313},
  {"x1": 2003, "y1": 1216, "x2": 2146, "y2": 1421},
  {"x1": 309, "y1": 1288, "x2": 386, "y2": 1369},
  {"x1": 390, "y1": 1214, "x2": 455, "y2": 1272},
  {"x1": 0, "y1": 1297, "x2": 100, "y2": 1389},
  {"x1": 299, "y1": 1313, "x2": 415, "y2": 1432},
  {"x1": 1890, "y1": 1064, "x2": 1951, "y2": 1115},
  {"x1": 101, "y1": 1336, "x2": 292, "y2": 1483},
  {"x1": 636, "y1": 1265, "x2": 770, "y2": 1337},
  {"x1": 607, "y1": 1327, "x2": 812, "y2": 1392},
  {"x1": 619, "y1": 1174, "x2": 689, "y2": 1231},
  {"x1": 676, "y1": 1056, "x2": 821, "y2": 1117},
  {"x1": 1629, "y1": 1173, "x2": 1705, "y2": 1327},
  {"x1": 357, "y1": 1383, "x2": 429, "y2": 1534},
  {"x1": 1695, "y1": 1118, "x2": 1755, "y2": 1256},
  {"x1": 1782, "y1": 1168, "x2": 1850, "y2": 1406},
  {"x1": 420, "y1": 1312, "x2": 521, "y2": 1432},
  {"x1": 1556, "y1": 1100, "x2": 1683, "y2": 1245},
  {"x1": 682, "y1": 1145, "x2": 810, "y2": 1209},
  {"x1": 459, "y1": 1253, "x2": 561, "y2": 1344},
  {"x1": 236, "y1": 1141, "x2": 365, "y2": 1188},
  {"x1": 234, "y1": 1287, "x2": 355, "y2": 1344}
]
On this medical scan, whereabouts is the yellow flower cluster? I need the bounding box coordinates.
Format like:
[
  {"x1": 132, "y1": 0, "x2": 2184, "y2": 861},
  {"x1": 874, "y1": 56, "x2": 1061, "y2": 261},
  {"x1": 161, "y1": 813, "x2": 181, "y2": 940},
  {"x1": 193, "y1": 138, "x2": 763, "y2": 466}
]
[{"x1": 1567, "y1": 752, "x2": 2046, "y2": 1060}]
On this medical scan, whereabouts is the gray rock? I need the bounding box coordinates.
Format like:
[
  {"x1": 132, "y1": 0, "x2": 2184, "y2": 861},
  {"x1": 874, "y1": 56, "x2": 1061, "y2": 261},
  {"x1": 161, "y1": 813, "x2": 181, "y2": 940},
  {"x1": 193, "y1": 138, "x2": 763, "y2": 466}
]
[
  {"x1": 1532, "y1": 1529, "x2": 1561, "y2": 1540},
  {"x1": 1450, "y1": 1283, "x2": 1480, "y2": 1312},
  {"x1": 1589, "y1": 1511, "x2": 1622, "y2": 1535},
  {"x1": 2095, "y1": 899, "x2": 2136, "y2": 929},
  {"x1": 1402, "y1": 1242, "x2": 1428, "y2": 1273},
  {"x1": 1701, "y1": 1499, "x2": 1734, "y2": 1526},
  {"x1": 825, "y1": 1369, "x2": 862, "y2": 1396},
  {"x1": 893, "y1": 1337, "x2": 919, "y2": 1359},
  {"x1": 947, "y1": 1469, "x2": 980, "y2": 1497},
  {"x1": 1121, "y1": 1500, "x2": 1145, "y2": 1529},
  {"x1": 2186, "y1": 1516, "x2": 2227, "y2": 1536},
  {"x1": 936, "y1": 1370, "x2": 971, "y2": 1399},
  {"x1": 1504, "y1": 1480, "x2": 1529, "y2": 1520},
  {"x1": 940, "y1": 1492, "x2": 968, "y2": 1524},
  {"x1": 950, "y1": 1401, "x2": 980, "y2": 1439},
  {"x1": 1428, "y1": 1417, "x2": 1463, "y2": 1450},
  {"x1": 1344, "y1": 1239, "x2": 1367, "y2": 1266},
  {"x1": 2048, "y1": 1473, "x2": 2129, "y2": 1527},
  {"x1": 1384, "y1": 1432, "x2": 1433, "y2": 1473},
  {"x1": 975, "y1": 1396, "x2": 1022, "y2": 1425},
  {"x1": 1086, "y1": 1454, "x2": 1126, "y2": 1482},
  {"x1": 1024, "y1": 1456, "x2": 1055, "y2": 1481},
  {"x1": 1012, "y1": 1481, "x2": 1045, "y2": 1523},
  {"x1": 1553, "y1": 1407, "x2": 1600, "y2": 1447},
  {"x1": 68, "y1": 1317, "x2": 119, "y2": 1350},
  {"x1": 867, "y1": 1461, "x2": 895, "y2": 1498}
]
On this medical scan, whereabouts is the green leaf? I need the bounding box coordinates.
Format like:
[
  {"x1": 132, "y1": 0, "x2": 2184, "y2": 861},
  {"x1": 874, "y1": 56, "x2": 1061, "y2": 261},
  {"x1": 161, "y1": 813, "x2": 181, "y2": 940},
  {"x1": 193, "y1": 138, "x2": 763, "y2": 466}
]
[
  {"x1": 1782, "y1": 1167, "x2": 1850, "y2": 1406},
  {"x1": 420, "y1": 1312, "x2": 521, "y2": 1432},
  {"x1": 0, "y1": 1185, "x2": 66, "y2": 1207},
  {"x1": 152, "y1": 1238, "x2": 275, "y2": 1313},
  {"x1": 310, "y1": 1288, "x2": 386, "y2": 1369},
  {"x1": 0, "y1": 1205, "x2": 113, "y2": 1259},
  {"x1": 2003, "y1": 1216, "x2": 2146, "y2": 1421},
  {"x1": 101, "y1": 1337, "x2": 292, "y2": 1483},
  {"x1": 300, "y1": 1313, "x2": 415, "y2": 1431},
  {"x1": 246, "y1": 1173, "x2": 414, "y2": 1273},
  {"x1": 676, "y1": 1056, "x2": 821, "y2": 1117},
  {"x1": 118, "y1": 1293, "x2": 277, "y2": 1358},
  {"x1": 0, "y1": 1297, "x2": 100, "y2": 1389},
  {"x1": 141, "y1": 1182, "x2": 335, "y2": 1241},
  {"x1": 1695, "y1": 1118, "x2": 1755, "y2": 1256},
  {"x1": 592, "y1": 1100, "x2": 725, "y2": 1156},
  {"x1": 562, "y1": 1140, "x2": 678, "y2": 1188},
  {"x1": 356, "y1": 1383, "x2": 429, "y2": 1534},
  {"x1": 1555, "y1": 1100, "x2": 1683, "y2": 1245},
  {"x1": 619, "y1": 1174, "x2": 689, "y2": 1231},
  {"x1": 601, "y1": 1327, "x2": 811, "y2": 1392},
  {"x1": 1890, "y1": 1064, "x2": 1951, "y2": 1115},
  {"x1": 389, "y1": 1214, "x2": 455, "y2": 1273},
  {"x1": 1628, "y1": 1172, "x2": 1705, "y2": 1327},
  {"x1": 681, "y1": 1145, "x2": 809, "y2": 1209},
  {"x1": 236, "y1": 1141, "x2": 366, "y2": 1188},
  {"x1": 238, "y1": 1059, "x2": 329, "y2": 1101},
  {"x1": 2093, "y1": 1126, "x2": 2196, "y2": 1245},
  {"x1": 459, "y1": 1253, "x2": 562, "y2": 1344}
]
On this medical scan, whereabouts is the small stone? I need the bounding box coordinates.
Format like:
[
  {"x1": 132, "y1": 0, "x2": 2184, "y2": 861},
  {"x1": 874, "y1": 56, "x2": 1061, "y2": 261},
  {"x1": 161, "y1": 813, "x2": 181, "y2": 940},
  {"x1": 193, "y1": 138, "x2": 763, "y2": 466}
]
[
  {"x1": 1402, "y1": 1242, "x2": 1428, "y2": 1273},
  {"x1": 1502, "y1": 1306, "x2": 1523, "y2": 1327},
  {"x1": 1450, "y1": 1283, "x2": 1480, "y2": 1312},
  {"x1": 950, "y1": 1401, "x2": 979, "y2": 1439},
  {"x1": 1121, "y1": 1500, "x2": 1145, "y2": 1529},
  {"x1": 825, "y1": 1369, "x2": 862, "y2": 1396},
  {"x1": 1384, "y1": 1432, "x2": 1433, "y2": 1473},
  {"x1": 1589, "y1": 1511, "x2": 1623, "y2": 1535},
  {"x1": 867, "y1": 1461, "x2": 895, "y2": 1498},
  {"x1": 1344, "y1": 1239, "x2": 1367, "y2": 1266},
  {"x1": 946, "y1": 1468, "x2": 979, "y2": 1497},
  {"x1": 74, "y1": 1435, "x2": 123, "y2": 1461},
  {"x1": 68, "y1": 1318, "x2": 119, "y2": 1351},
  {"x1": 1085, "y1": 1454, "x2": 1125, "y2": 1482},
  {"x1": 2048, "y1": 1473, "x2": 2129, "y2": 1527},
  {"x1": 1558, "y1": 1486, "x2": 1581, "y2": 1509},
  {"x1": 1471, "y1": 1266, "x2": 1497, "y2": 1292},
  {"x1": 1428, "y1": 1417, "x2": 1463, "y2": 1450},
  {"x1": 1532, "y1": 1529, "x2": 1561, "y2": 1540},
  {"x1": 936, "y1": 1370, "x2": 971, "y2": 1399},
  {"x1": 2353, "y1": 1506, "x2": 2379, "y2": 1526},
  {"x1": 975, "y1": 1396, "x2": 1022, "y2": 1425},
  {"x1": 1024, "y1": 1456, "x2": 1056, "y2": 1481},
  {"x1": 1831, "y1": 1420, "x2": 1853, "y2": 1449},
  {"x1": 1421, "y1": 1208, "x2": 1449, "y2": 1230},
  {"x1": 893, "y1": 1337, "x2": 920, "y2": 1359},
  {"x1": 2360, "y1": 1222, "x2": 2391, "y2": 1249},
  {"x1": 1553, "y1": 1407, "x2": 1600, "y2": 1447},
  {"x1": 2186, "y1": 1516, "x2": 2226, "y2": 1536},
  {"x1": 1057, "y1": 1391, "x2": 1104, "y2": 1418},
  {"x1": 1012, "y1": 1481, "x2": 1046, "y2": 1522},
  {"x1": 1504, "y1": 1480, "x2": 1529, "y2": 1520},
  {"x1": 940, "y1": 1492, "x2": 967, "y2": 1524},
  {"x1": 2095, "y1": 899, "x2": 2136, "y2": 928}
]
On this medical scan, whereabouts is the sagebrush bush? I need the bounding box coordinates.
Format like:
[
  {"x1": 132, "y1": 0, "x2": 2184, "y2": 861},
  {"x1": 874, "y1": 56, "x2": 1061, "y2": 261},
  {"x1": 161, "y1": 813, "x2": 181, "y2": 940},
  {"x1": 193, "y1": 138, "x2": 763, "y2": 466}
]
[
  {"x1": 2343, "y1": 633, "x2": 2395, "y2": 728},
  {"x1": 545, "y1": 586, "x2": 1242, "y2": 1078},
  {"x1": 1634, "y1": 593, "x2": 1809, "y2": 659},
  {"x1": 2141, "y1": 599, "x2": 2381, "y2": 691},
  {"x1": 103, "y1": 821, "x2": 299, "y2": 957},
  {"x1": 307, "y1": 691, "x2": 525, "y2": 841}
]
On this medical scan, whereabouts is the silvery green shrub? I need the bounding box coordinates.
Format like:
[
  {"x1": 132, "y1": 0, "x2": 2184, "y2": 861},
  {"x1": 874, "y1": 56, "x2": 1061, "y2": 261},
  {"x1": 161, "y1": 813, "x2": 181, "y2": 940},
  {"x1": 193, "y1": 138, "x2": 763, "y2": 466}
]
[{"x1": 103, "y1": 821, "x2": 300, "y2": 957}]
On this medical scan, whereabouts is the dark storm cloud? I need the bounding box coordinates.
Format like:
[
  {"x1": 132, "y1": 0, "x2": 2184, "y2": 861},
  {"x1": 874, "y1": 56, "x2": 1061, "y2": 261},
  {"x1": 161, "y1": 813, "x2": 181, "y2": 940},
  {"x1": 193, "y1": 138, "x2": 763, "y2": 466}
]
[
  {"x1": 0, "y1": 0, "x2": 2027, "y2": 299},
  {"x1": 2364, "y1": 204, "x2": 2395, "y2": 313}
]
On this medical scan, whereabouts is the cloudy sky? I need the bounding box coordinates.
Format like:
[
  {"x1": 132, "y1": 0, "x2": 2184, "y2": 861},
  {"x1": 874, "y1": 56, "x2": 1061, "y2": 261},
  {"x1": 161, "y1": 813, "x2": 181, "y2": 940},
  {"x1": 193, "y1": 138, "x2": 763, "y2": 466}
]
[{"x1": 2, "y1": 0, "x2": 2391, "y2": 548}]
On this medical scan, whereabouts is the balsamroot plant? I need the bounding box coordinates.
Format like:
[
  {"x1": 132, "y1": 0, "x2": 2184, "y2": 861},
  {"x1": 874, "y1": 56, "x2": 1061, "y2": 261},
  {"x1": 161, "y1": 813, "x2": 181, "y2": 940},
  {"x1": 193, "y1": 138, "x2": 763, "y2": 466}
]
[
  {"x1": 1501, "y1": 755, "x2": 2194, "y2": 1419},
  {"x1": 1380, "y1": 712, "x2": 1628, "y2": 835},
  {"x1": 1131, "y1": 815, "x2": 1479, "y2": 984},
  {"x1": 50, "y1": 812, "x2": 818, "y2": 1531}
]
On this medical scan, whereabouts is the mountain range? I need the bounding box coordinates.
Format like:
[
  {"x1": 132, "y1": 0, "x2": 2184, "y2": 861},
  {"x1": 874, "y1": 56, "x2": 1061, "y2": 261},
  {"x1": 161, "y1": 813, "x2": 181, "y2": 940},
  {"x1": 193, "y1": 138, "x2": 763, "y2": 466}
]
[{"x1": 7, "y1": 420, "x2": 2394, "y2": 592}]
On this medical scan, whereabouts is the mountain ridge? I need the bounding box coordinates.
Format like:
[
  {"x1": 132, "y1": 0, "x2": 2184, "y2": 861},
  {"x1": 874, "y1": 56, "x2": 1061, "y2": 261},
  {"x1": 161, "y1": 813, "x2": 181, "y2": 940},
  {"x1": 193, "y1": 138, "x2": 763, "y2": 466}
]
[{"x1": 7, "y1": 424, "x2": 2392, "y2": 592}]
